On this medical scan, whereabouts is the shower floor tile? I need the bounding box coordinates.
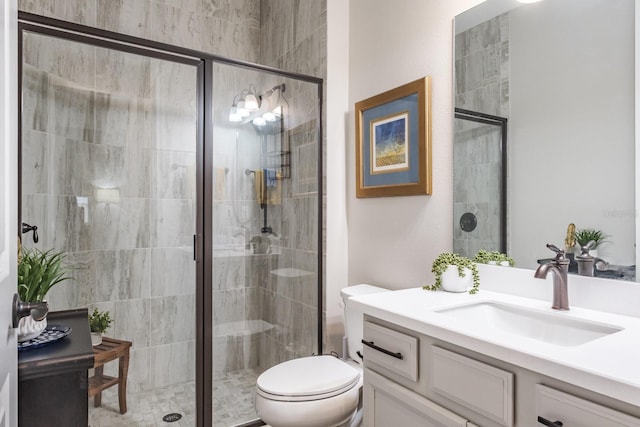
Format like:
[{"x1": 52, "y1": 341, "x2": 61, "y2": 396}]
[{"x1": 88, "y1": 369, "x2": 261, "y2": 426}]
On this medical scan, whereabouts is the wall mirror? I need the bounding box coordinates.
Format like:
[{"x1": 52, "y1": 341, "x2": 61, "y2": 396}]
[{"x1": 453, "y1": 0, "x2": 638, "y2": 281}]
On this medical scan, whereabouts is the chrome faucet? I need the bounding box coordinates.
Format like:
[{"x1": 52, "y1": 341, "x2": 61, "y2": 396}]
[{"x1": 534, "y1": 243, "x2": 570, "y2": 310}]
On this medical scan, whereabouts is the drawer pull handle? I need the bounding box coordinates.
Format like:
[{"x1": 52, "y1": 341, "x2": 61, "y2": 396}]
[
  {"x1": 361, "y1": 339, "x2": 403, "y2": 360},
  {"x1": 537, "y1": 416, "x2": 563, "y2": 426}
]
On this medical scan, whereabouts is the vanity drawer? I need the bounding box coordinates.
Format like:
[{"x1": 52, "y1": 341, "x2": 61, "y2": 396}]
[
  {"x1": 430, "y1": 346, "x2": 514, "y2": 427},
  {"x1": 363, "y1": 321, "x2": 419, "y2": 381},
  {"x1": 536, "y1": 384, "x2": 640, "y2": 427}
]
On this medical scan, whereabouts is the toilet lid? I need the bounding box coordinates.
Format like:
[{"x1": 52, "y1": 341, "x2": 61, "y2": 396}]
[{"x1": 256, "y1": 355, "x2": 360, "y2": 401}]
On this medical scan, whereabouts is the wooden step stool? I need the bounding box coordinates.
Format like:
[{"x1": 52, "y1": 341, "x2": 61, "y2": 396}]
[{"x1": 88, "y1": 337, "x2": 132, "y2": 414}]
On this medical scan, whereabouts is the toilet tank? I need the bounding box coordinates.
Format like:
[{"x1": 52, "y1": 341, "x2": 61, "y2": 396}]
[{"x1": 340, "y1": 284, "x2": 390, "y2": 362}]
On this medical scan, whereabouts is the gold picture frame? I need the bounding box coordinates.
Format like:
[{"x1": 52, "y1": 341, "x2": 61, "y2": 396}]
[{"x1": 355, "y1": 77, "x2": 432, "y2": 198}]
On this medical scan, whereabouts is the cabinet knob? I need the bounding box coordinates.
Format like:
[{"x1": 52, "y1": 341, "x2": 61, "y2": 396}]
[{"x1": 538, "y1": 416, "x2": 563, "y2": 426}]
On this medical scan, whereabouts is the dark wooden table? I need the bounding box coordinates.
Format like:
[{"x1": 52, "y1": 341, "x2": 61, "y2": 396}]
[
  {"x1": 89, "y1": 336, "x2": 132, "y2": 414},
  {"x1": 18, "y1": 308, "x2": 94, "y2": 427}
]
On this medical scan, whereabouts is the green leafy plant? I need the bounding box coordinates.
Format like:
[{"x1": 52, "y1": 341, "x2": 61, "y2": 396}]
[
  {"x1": 423, "y1": 252, "x2": 480, "y2": 294},
  {"x1": 18, "y1": 248, "x2": 73, "y2": 303},
  {"x1": 573, "y1": 228, "x2": 609, "y2": 248},
  {"x1": 89, "y1": 308, "x2": 112, "y2": 334},
  {"x1": 472, "y1": 250, "x2": 515, "y2": 267}
]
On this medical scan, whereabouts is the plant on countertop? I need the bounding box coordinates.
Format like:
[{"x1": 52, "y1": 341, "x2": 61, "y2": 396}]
[
  {"x1": 573, "y1": 228, "x2": 609, "y2": 249},
  {"x1": 89, "y1": 308, "x2": 112, "y2": 334},
  {"x1": 18, "y1": 247, "x2": 73, "y2": 303},
  {"x1": 423, "y1": 252, "x2": 480, "y2": 294},
  {"x1": 472, "y1": 250, "x2": 515, "y2": 267}
]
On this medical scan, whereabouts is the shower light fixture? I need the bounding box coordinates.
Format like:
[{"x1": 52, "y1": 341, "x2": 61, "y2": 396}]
[{"x1": 229, "y1": 83, "x2": 286, "y2": 126}]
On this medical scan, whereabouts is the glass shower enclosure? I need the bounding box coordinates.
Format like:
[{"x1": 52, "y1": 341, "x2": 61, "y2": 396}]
[{"x1": 18, "y1": 13, "x2": 322, "y2": 427}]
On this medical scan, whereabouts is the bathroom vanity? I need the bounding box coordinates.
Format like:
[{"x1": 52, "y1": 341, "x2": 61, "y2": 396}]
[{"x1": 353, "y1": 266, "x2": 640, "y2": 426}]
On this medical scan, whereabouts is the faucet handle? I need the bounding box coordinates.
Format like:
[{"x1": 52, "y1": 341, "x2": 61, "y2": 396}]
[{"x1": 546, "y1": 243, "x2": 564, "y2": 256}]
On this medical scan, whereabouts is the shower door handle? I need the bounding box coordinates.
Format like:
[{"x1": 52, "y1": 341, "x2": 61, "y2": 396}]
[{"x1": 193, "y1": 234, "x2": 197, "y2": 261}]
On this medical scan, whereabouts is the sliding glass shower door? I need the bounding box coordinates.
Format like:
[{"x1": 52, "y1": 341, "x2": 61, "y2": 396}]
[{"x1": 20, "y1": 28, "x2": 200, "y2": 426}]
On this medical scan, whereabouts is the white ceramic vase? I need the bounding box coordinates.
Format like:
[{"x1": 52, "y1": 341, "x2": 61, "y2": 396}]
[
  {"x1": 17, "y1": 315, "x2": 47, "y2": 342},
  {"x1": 440, "y1": 265, "x2": 472, "y2": 293},
  {"x1": 91, "y1": 332, "x2": 102, "y2": 346}
]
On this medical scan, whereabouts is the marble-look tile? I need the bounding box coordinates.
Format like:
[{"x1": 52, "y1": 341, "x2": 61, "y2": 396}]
[
  {"x1": 97, "y1": 142, "x2": 152, "y2": 199},
  {"x1": 96, "y1": 0, "x2": 151, "y2": 40},
  {"x1": 50, "y1": 195, "x2": 93, "y2": 253},
  {"x1": 97, "y1": 298, "x2": 151, "y2": 347},
  {"x1": 151, "y1": 247, "x2": 196, "y2": 296},
  {"x1": 94, "y1": 91, "x2": 155, "y2": 151},
  {"x1": 150, "y1": 198, "x2": 194, "y2": 248},
  {"x1": 125, "y1": 347, "x2": 152, "y2": 394},
  {"x1": 149, "y1": 340, "x2": 196, "y2": 387},
  {"x1": 200, "y1": 0, "x2": 259, "y2": 26},
  {"x1": 21, "y1": 66, "x2": 49, "y2": 134},
  {"x1": 50, "y1": 136, "x2": 90, "y2": 197},
  {"x1": 151, "y1": 149, "x2": 196, "y2": 199},
  {"x1": 213, "y1": 289, "x2": 245, "y2": 325},
  {"x1": 20, "y1": 194, "x2": 51, "y2": 249},
  {"x1": 94, "y1": 249, "x2": 151, "y2": 301},
  {"x1": 21, "y1": 130, "x2": 50, "y2": 195},
  {"x1": 93, "y1": 197, "x2": 151, "y2": 250},
  {"x1": 50, "y1": 79, "x2": 95, "y2": 143},
  {"x1": 43, "y1": 250, "x2": 95, "y2": 310},
  {"x1": 213, "y1": 256, "x2": 246, "y2": 291},
  {"x1": 148, "y1": 2, "x2": 204, "y2": 53},
  {"x1": 95, "y1": 48, "x2": 152, "y2": 98},
  {"x1": 201, "y1": 14, "x2": 260, "y2": 62},
  {"x1": 18, "y1": 0, "x2": 97, "y2": 26},
  {"x1": 259, "y1": 0, "x2": 294, "y2": 66},
  {"x1": 149, "y1": 294, "x2": 196, "y2": 346}
]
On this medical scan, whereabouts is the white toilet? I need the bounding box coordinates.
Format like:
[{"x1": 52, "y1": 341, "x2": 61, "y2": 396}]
[{"x1": 255, "y1": 284, "x2": 389, "y2": 427}]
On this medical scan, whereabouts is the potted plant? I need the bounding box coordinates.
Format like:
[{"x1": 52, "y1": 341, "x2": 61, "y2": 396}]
[
  {"x1": 17, "y1": 247, "x2": 72, "y2": 341},
  {"x1": 423, "y1": 252, "x2": 480, "y2": 294},
  {"x1": 573, "y1": 228, "x2": 609, "y2": 256},
  {"x1": 89, "y1": 308, "x2": 112, "y2": 346},
  {"x1": 472, "y1": 250, "x2": 515, "y2": 267}
]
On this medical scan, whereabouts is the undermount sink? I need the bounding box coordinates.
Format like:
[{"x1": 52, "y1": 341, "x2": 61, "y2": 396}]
[{"x1": 435, "y1": 301, "x2": 623, "y2": 346}]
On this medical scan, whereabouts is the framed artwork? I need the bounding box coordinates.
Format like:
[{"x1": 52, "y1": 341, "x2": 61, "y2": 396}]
[{"x1": 355, "y1": 77, "x2": 432, "y2": 197}]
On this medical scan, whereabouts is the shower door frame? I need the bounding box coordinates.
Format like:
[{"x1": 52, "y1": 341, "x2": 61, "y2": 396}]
[
  {"x1": 17, "y1": 12, "x2": 324, "y2": 427},
  {"x1": 454, "y1": 107, "x2": 508, "y2": 253}
]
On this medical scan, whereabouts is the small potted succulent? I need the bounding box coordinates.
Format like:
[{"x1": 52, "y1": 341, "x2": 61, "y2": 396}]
[
  {"x1": 423, "y1": 252, "x2": 480, "y2": 294},
  {"x1": 17, "y1": 247, "x2": 73, "y2": 341},
  {"x1": 472, "y1": 250, "x2": 515, "y2": 267},
  {"x1": 573, "y1": 228, "x2": 609, "y2": 256},
  {"x1": 88, "y1": 308, "x2": 112, "y2": 346}
]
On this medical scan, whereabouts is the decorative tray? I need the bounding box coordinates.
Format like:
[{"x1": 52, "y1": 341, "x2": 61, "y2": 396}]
[{"x1": 18, "y1": 324, "x2": 72, "y2": 351}]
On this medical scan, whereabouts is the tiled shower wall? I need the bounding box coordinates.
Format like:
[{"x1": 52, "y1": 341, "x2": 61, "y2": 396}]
[
  {"x1": 19, "y1": 0, "x2": 327, "y2": 392},
  {"x1": 453, "y1": 13, "x2": 508, "y2": 257}
]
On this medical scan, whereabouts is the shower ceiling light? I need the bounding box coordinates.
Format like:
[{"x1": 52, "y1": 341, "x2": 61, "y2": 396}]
[
  {"x1": 244, "y1": 93, "x2": 260, "y2": 111},
  {"x1": 262, "y1": 111, "x2": 276, "y2": 122},
  {"x1": 252, "y1": 117, "x2": 267, "y2": 126},
  {"x1": 229, "y1": 106, "x2": 242, "y2": 122},
  {"x1": 237, "y1": 100, "x2": 250, "y2": 117}
]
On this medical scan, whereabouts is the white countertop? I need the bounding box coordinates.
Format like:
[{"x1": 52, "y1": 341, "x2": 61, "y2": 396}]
[{"x1": 350, "y1": 287, "x2": 640, "y2": 406}]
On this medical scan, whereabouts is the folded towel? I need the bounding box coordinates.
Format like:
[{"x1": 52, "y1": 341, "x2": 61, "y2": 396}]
[
  {"x1": 253, "y1": 169, "x2": 281, "y2": 205},
  {"x1": 265, "y1": 168, "x2": 277, "y2": 188},
  {"x1": 254, "y1": 170, "x2": 266, "y2": 205}
]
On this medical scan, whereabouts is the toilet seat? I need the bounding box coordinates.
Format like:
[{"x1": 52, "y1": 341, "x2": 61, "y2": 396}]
[{"x1": 256, "y1": 355, "x2": 360, "y2": 402}]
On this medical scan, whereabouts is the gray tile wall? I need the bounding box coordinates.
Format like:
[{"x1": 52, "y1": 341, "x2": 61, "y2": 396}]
[{"x1": 453, "y1": 13, "x2": 508, "y2": 257}]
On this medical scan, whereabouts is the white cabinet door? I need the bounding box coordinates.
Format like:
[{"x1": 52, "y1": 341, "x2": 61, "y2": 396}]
[
  {"x1": 0, "y1": 1, "x2": 18, "y2": 426},
  {"x1": 364, "y1": 368, "x2": 468, "y2": 427},
  {"x1": 537, "y1": 385, "x2": 640, "y2": 427}
]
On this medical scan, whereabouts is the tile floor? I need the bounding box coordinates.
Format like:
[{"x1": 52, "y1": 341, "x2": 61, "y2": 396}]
[{"x1": 88, "y1": 369, "x2": 261, "y2": 427}]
